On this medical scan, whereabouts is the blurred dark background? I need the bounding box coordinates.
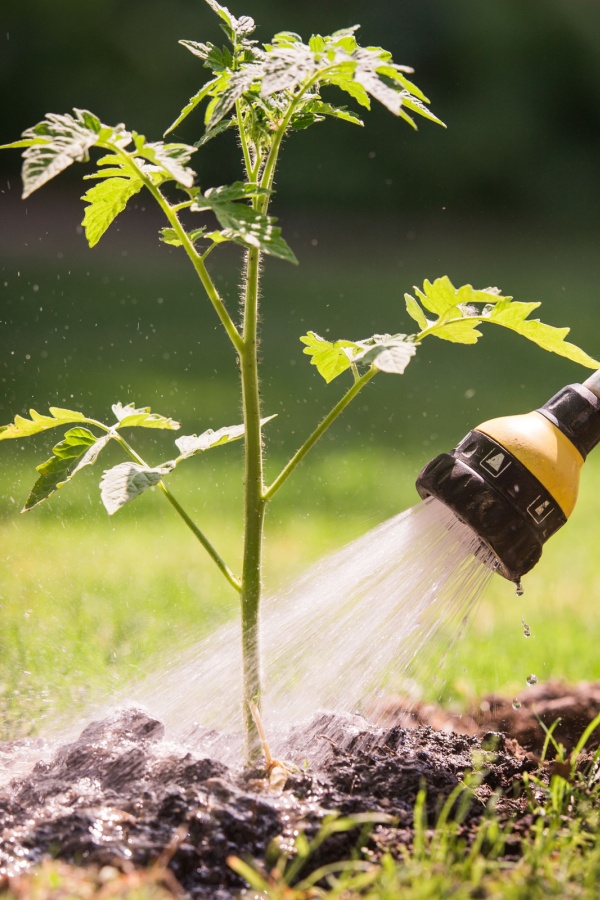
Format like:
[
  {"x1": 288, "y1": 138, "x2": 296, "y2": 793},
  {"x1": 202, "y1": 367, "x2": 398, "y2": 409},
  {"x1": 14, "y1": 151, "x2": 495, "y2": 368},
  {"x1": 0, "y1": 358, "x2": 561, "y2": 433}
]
[{"x1": 1, "y1": 0, "x2": 600, "y2": 479}]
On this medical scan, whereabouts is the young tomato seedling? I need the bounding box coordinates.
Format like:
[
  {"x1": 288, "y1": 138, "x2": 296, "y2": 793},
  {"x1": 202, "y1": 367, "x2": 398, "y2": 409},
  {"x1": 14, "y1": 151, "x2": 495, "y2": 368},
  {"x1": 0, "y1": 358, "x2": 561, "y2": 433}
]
[{"x1": 1, "y1": 0, "x2": 598, "y2": 758}]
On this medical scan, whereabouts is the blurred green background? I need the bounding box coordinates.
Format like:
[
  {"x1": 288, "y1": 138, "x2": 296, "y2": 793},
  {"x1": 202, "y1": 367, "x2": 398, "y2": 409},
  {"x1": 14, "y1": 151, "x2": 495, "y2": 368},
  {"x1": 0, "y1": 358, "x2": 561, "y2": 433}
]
[{"x1": 1, "y1": 0, "x2": 600, "y2": 735}]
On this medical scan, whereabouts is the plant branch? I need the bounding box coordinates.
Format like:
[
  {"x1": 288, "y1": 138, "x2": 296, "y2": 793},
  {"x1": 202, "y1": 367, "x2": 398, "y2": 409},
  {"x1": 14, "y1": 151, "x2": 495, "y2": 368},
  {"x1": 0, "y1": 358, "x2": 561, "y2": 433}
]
[
  {"x1": 236, "y1": 99, "x2": 254, "y2": 180},
  {"x1": 146, "y1": 183, "x2": 244, "y2": 355},
  {"x1": 239, "y1": 241, "x2": 267, "y2": 757},
  {"x1": 106, "y1": 143, "x2": 244, "y2": 355},
  {"x1": 264, "y1": 367, "x2": 377, "y2": 501},
  {"x1": 114, "y1": 433, "x2": 242, "y2": 593}
]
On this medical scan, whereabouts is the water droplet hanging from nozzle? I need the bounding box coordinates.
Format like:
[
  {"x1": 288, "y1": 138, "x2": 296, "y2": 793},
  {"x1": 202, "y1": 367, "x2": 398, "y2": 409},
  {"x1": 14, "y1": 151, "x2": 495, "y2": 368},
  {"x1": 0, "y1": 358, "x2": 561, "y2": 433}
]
[{"x1": 415, "y1": 375, "x2": 600, "y2": 581}]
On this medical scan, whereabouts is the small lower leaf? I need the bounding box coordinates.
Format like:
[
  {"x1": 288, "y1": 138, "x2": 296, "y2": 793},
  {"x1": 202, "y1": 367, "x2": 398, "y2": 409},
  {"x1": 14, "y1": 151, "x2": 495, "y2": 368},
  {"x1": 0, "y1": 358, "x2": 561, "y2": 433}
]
[
  {"x1": 23, "y1": 427, "x2": 99, "y2": 511},
  {"x1": 0, "y1": 407, "x2": 88, "y2": 441},
  {"x1": 353, "y1": 335, "x2": 417, "y2": 374},
  {"x1": 112, "y1": 402, "x2": 181, "y2": 430},
  {"x1": 81, "y1": 175, "x2": 144, "y2": 247},
  {"x1": 159, "y1": 226, "x2": 207, "y2": 247},
  {"x1": 175, "y1": 416, "x2": 275, "y2": 459},
  {"x1": 100, "y1": 462, "x2": 174, "y2": 515},
  {"x1": 300, "y1": 332, "x2": 358, "y2": 383}
]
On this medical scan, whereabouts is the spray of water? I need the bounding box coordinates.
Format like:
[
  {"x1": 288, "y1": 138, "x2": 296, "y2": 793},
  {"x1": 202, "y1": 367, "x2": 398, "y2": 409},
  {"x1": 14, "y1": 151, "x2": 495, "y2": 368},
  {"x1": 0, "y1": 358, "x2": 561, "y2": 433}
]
[
  {"x1": 125, "y1": 497, "x2": 496, "y2": 741},
  {"x1": 1, "y1": 497, "x2": 498, "y2": 780}
]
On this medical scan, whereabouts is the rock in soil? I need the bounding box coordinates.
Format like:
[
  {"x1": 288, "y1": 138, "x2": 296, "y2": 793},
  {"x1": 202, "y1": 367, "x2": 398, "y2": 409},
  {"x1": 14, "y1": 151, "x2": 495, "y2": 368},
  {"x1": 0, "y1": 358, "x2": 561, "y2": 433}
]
[{"x1": 0, "y1": 682, "x2": 598, "y2": 897}]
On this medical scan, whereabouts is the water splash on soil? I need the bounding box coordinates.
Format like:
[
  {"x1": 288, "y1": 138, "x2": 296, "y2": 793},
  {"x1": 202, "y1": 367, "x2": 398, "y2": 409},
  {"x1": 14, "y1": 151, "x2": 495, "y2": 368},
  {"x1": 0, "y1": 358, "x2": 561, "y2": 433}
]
[
  {"x1": 123, "y1": 497, "x2": 495, "y2": 742},
  {"x1": 1, "y1": 497, "x2": 496, "y2": 779}
]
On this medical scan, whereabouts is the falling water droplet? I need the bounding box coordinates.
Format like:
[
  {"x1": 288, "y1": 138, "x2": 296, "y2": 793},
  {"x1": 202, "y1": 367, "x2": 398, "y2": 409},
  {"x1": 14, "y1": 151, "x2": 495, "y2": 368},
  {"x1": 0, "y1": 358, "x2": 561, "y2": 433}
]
[
  {"x1": 515, "y1": 578, "x2": 524, "y2": 597},
  {"x1": 521, "y1": 617, "x2": 531, "y2": 638},
  {"x1": 512, "y1": 699, "x2": 522, "y2": 710},
  {"x1": 526, "y1": 674, "x2": 538, "y2": 686}
]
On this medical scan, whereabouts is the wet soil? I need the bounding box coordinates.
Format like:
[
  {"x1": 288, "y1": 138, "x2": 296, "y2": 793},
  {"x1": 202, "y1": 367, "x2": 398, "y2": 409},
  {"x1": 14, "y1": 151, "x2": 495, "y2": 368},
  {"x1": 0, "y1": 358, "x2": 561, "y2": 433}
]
[{"x1": 0, "y1": 681, "x2": 598, "y2": 898}]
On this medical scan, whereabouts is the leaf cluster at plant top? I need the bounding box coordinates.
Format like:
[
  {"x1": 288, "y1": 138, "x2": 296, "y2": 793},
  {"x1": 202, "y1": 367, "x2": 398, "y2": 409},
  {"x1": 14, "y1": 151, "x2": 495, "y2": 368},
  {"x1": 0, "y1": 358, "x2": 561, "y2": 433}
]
[{"x1": 1, "y1": 0, "x2": 598, "y2": 758}]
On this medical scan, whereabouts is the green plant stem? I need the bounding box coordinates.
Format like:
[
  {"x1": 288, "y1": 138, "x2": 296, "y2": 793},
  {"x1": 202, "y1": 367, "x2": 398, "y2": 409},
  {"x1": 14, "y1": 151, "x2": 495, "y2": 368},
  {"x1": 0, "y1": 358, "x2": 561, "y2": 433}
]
[
  {"x1": 264, "y1": 367, "x2": 377, "y2": 501},
  {"x1": 114, "y1": 434, "x2": 241, "y2": 593},
  {"x1": 236, "y1": 100, "x2": 254, "y2": 180},
  {"x1": 149, "y1": 184, "x2": 244, "y2": 355},
  {"x1": 239, "y1": 242, "x2": 266, "y2": 759}
]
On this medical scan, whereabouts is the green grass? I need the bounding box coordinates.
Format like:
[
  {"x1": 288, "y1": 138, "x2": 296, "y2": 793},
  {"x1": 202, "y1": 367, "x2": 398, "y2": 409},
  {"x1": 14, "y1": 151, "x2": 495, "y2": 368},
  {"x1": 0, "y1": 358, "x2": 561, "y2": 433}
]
[
  {"x1": 2, "y1": 220, "x2": 600, "y2": 893},
  {"x1": 1, "y1": 442, "x2": 600, "y2": 738}
]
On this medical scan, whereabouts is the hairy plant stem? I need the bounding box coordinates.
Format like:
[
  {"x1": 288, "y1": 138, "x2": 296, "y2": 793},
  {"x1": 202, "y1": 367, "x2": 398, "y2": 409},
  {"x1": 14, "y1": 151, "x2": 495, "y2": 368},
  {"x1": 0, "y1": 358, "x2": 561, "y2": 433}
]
[{"x1": 239, "y1": 243, "x2": 266, "y2": 759}]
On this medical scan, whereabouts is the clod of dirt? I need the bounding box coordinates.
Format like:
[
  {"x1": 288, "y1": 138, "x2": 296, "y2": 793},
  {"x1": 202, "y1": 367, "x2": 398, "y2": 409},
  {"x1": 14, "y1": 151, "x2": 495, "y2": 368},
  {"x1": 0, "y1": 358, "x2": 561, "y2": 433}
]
[{"x1": 0, "y1": 705, "x2": 540, "y2": 897}]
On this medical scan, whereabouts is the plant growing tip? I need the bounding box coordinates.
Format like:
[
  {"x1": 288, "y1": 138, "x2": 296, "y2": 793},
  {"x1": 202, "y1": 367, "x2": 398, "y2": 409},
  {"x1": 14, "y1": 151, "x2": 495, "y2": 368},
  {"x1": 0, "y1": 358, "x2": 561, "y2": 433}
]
[{"x1": 0, "y1": 0, "x2": 597, "y2": 761}]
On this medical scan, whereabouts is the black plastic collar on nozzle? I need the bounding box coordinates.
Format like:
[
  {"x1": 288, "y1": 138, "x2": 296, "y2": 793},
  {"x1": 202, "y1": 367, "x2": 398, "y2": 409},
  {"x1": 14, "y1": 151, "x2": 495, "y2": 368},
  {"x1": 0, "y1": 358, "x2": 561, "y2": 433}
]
[
  {"x1": 415, "y1": 430, "x2": 567, "y2": 582},
  {"x1": 537, "y1": 383, "x2": 600, "y2": 458}
]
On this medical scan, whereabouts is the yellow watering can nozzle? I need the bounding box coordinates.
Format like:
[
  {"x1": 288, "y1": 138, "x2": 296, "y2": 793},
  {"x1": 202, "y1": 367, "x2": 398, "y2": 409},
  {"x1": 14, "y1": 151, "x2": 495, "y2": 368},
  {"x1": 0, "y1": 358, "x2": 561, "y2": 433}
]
[{"x1": 416, "y1": 373, "x2": 600, "y2": 583}]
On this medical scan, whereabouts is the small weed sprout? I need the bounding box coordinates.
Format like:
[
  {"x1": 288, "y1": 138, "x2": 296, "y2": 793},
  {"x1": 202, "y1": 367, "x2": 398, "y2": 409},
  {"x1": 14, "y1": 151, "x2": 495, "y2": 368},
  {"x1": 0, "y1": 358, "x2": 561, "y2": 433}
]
[{"x1": 1, "y1": 0, "x2": 598, "y2": 758}]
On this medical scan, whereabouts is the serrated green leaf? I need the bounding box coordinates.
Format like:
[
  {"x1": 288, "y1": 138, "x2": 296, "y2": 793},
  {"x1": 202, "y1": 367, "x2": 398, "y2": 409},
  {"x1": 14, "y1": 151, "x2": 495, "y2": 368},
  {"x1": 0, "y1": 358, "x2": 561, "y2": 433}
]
[
  {"x1": 0, "y1": 407, "x2": 88, "y2": 441},
  {"x1": 174, "y1": 415, "x2": 275, "y2": 459},
  {"x1": 0, "y1": 139, "x2": 39, "y2": 150},
  {"x1": 23, "y1": 427, "x2": 99, "y2": 511},
  {"x1": 179, "y1": 39, "x2": 215, "y2": 62},
  {"x1": 204, "y1": 0, "x2": 235, "y2": 26},
  {"x1": 300, "y1": 332, "x2": 358, "y2": 383},
  {"x1": 413, "y1": 276, "x2": 459, "y2": 315},
  {"x1": 425, "y1": 319, "x2": 483, "y2": 344},
  {"x1": 159, "y1": 226, "x2": 207, "y2": 247},
  {"x1": 164, "y1": 78, "x2": 219, "y2": 136},
  {"x1": 201, "y1": 181, "x2": 270, "y2": 203},
  {"x1": 203, "y1": 0, "x2": 254, "y2": 38},
  {"x1": 379, "y1": 68, "x2": 428, "y2": 102},
  {"x1": 195, "y1": 117, "x2": 235, "y2": 147},
  {"x1": 301, "y1": 101, "x2": 363, "y2": 127},
  {"x1": 206, "y1": 68, "x2": 261, "y2": 128},
  {"x1": 135, "y1": 140, "x2": 196, "y2": 188},
  {"x1": 485, "y1": 303, "x2": 600, "y2": 368},
  {"x1": 111, "y1": 402, "x2": 181, "y2": 430},
  {"x1": 404, "y1": 293, "x2": 428, "y2": 330},
  {"x1": 411, "y1": 278, "x2": 600, "y2": 366},
  {"x1": 194, "y1": 185, "x2": 297, "y2": 263},
  {"x1": 260, "y1": 45, "x2": 317, "y2": 96},
  {"x1": 270, "y1": 31, "x2": 303, "y2": 48},
  {"x1": 81, "y1": 176, "x2": 144, "y2": 247},
  {"x1": 353, "y1": 335, "x2": 417, "y2": 373},
  {"x1": 401, "y1": 94, "x2": 445, "y2": 128},
  {"x1": 328, "y1": 74, "x2": 371, "y2": 110},
  {"x1": 15, "y1": 109, "x2": 106, "y2": 198},
  {"x1": 100, "y1": 462, "x2": 175, "y2": 515}
]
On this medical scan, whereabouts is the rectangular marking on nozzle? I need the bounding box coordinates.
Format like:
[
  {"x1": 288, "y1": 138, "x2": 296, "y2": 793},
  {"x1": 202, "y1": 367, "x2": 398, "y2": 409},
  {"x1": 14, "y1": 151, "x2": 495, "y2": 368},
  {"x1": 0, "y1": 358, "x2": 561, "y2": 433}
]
[{"x1": 526, "y1": 496, "x2": 555, "y2": 524}]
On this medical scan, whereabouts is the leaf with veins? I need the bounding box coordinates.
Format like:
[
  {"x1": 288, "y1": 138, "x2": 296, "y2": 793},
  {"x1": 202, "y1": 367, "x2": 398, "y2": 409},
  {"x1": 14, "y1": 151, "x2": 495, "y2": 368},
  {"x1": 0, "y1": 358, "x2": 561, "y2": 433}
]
[
  {"x1": 24, "y1": 427, "x2": 107, "y2": 511},
  {"x1": 175, "y1": 416, "x2": 276, "y2": 459},
  {"x1": 111, "y1": 402, "x2": 181, "y2": 430},
  {"x1": 100, "y1": 462, "x2": 175, "y2": 515},
  {"x1": 353, "y1": 335, "x2": 417, "y2": 374}
]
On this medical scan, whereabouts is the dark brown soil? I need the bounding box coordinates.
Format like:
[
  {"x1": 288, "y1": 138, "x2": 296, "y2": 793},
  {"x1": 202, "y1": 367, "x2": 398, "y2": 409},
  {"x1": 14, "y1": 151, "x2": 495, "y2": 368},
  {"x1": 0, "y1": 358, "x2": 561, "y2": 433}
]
[
  {"x1": 0, "y1": 681, "x2": 598, "y2": 898},
  {"x1": 373, "y1": 678, "x2": 600, "y2": 755}
]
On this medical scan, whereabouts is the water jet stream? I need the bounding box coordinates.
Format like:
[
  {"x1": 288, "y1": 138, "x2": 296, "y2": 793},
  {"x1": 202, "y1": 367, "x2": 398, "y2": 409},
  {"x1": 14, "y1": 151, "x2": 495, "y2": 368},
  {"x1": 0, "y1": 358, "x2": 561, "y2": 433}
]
[
  {"x1": 127, "y1": 497, "x2": 495, "y2": 742},
  {"x1": 1, "y1": 497, "x2": 496, "y2": 778}
]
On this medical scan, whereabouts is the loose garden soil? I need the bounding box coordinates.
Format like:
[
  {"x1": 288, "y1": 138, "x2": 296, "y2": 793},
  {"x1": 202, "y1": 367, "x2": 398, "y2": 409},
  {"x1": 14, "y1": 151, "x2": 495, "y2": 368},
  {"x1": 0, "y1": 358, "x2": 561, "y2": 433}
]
[{"x1": 0, "y1": 681, "x2": 598, "y2": 898}]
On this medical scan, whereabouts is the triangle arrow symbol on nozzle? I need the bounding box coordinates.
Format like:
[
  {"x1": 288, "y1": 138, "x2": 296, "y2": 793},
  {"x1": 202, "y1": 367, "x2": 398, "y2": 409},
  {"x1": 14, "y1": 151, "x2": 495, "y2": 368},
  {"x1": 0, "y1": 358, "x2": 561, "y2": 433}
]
[
  {"x1": 486, "y1": 453, "x2": 505, "y2": 471},
  {"x1": 481, "y1": 449, "x2": 512, "y2": 477}
]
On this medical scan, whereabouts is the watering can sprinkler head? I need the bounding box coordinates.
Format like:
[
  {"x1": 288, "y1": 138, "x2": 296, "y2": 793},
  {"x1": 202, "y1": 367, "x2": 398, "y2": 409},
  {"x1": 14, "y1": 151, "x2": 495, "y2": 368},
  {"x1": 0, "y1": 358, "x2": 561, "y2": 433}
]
[{"x1": 416, "y1": 370, "x2": 600, "y2": 583}]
